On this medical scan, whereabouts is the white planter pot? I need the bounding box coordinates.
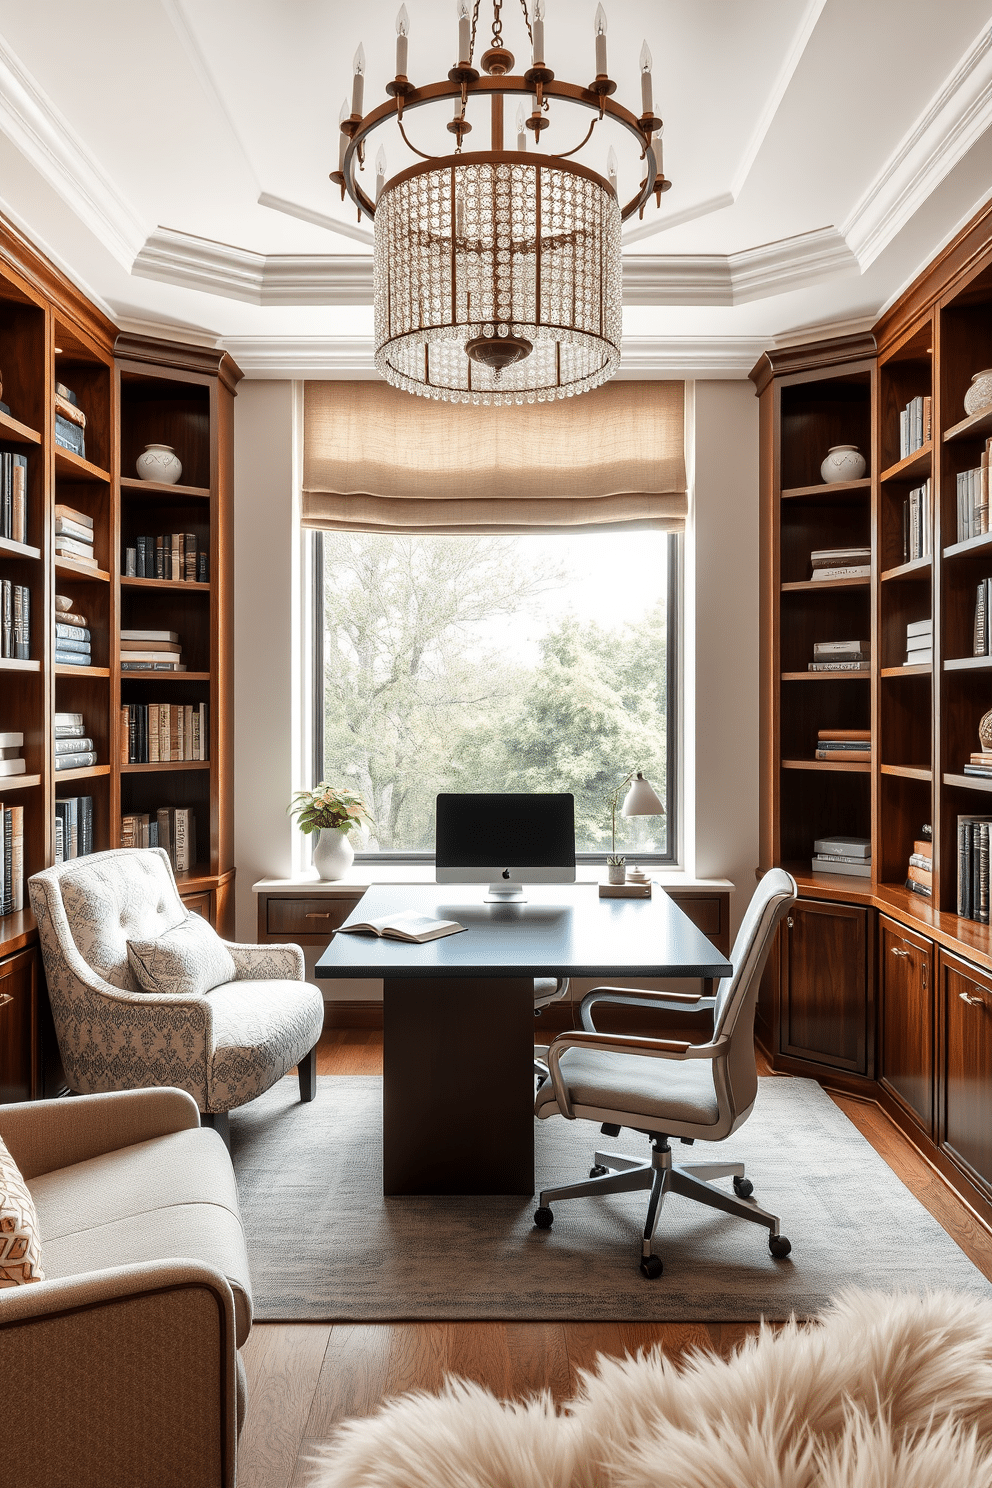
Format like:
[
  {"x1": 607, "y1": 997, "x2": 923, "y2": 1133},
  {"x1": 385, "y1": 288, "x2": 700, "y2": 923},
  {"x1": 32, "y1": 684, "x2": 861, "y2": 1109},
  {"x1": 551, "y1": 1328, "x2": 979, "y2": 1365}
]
[
  {"x1": 820, "y1": 445, "x2": 866, "y2": 484},
  {"x1": 312, "y1": 827, "x2": 355, "y2": 881},
  {"x1": 136, "y1": 443, "x2": 183, "y2": 485},
  {"x1": 607, "y1": 861, "x2": 626, "y2": 884}
]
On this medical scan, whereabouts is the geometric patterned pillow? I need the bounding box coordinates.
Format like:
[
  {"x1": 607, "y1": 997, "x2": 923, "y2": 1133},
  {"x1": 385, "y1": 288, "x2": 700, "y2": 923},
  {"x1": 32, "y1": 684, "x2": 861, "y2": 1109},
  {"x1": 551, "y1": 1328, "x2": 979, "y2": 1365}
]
[
  {"x1": 126, "y1": 911, "x2": 237, "y2": 997},
  {"x1": 0, "y1": 1135, "x2": 44, "y2": 1285}
]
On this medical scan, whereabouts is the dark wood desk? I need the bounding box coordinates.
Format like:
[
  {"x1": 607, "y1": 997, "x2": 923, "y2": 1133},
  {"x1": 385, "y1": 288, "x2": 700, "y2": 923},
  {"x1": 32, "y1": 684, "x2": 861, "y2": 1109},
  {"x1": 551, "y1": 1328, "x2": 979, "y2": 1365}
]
[{"x1": 314, "y1": 884, "x2": 733, "y2": 1197}]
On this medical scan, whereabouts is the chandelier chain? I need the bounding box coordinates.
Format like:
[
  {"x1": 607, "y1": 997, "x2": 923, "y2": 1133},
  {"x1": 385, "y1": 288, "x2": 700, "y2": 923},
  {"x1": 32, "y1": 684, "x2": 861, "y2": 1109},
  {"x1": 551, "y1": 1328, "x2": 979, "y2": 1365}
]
[
  {"x1": 491, "y1": 0, "x2": 503, "y2": 48},
  {"x1": 518, "y1": 0, "x2": 533, "y2": 44},
  {"x1": 469, "y1": 1, "x2": 481, "y2": 61}
]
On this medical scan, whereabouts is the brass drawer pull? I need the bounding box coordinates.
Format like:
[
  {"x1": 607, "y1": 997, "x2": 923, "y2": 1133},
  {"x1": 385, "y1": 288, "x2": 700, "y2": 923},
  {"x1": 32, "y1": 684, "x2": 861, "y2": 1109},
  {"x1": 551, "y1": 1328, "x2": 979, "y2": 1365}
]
[
  {"x1": 786, "y1": 916, "x2": 794, "y2": 928},
  {"x1": 960, "y1": 991, "x2": 986, "y2": 1008},
  {"x1": 891, "y1": 947, "x2": 911, "y2": 957},
  {"x1": 0, "y1": 993, "x2": 12, "y2": 1010},
  {"x1": 305, "y1": 912, "x2": 335, "y2": 920}
]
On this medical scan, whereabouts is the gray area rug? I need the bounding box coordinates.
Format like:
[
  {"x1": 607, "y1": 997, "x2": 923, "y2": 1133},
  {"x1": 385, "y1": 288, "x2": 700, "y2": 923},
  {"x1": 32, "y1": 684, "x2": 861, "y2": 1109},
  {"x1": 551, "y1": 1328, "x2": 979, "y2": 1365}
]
[{"x1": 230, "y1": 1075, "x2": 991, "y2": 1322}]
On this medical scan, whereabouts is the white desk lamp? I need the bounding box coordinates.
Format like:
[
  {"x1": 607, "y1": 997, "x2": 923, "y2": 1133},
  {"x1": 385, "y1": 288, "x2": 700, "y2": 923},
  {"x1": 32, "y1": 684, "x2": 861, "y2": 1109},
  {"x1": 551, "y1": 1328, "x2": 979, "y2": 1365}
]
[{"x1": 608, "y1": 770, "x2": 665, "y2": 881}]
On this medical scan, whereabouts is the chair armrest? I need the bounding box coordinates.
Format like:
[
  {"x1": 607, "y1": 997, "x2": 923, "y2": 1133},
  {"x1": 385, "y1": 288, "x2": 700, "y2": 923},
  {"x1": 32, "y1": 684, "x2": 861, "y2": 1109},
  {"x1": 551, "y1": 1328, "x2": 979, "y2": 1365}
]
[
  {"x1": 546, "y1": 1028, "x2": 729, "y2": 1119},
  {"x1": 0, "y1": 1259, "x2": 239, "y2": 1488},
  {"x1": 0, "y1": 1088, "x2": 201, "y2": 1181},
  {"x1": 580, "y1": 985, "x2": 711, "y2": 1032},
  {"x1": 225, "y1": 941, "x2": 305, "y2": 981}
]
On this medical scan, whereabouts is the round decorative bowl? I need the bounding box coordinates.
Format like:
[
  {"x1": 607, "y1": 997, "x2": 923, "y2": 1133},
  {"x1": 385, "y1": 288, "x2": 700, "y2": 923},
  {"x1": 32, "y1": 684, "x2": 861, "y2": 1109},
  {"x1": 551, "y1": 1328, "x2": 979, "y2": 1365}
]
[
  {"x1": 136, "y1": 443, "x2": 183, "y2": 485},
  {"x1": 979, "y1": 708, "x2": 992, "y2": 754},
  {"x1": 964, "y1": 370, "x2": 992, "y2": 418},
  {"x1": 820, "y1": 445, "x2": 866, "y2": 484}
]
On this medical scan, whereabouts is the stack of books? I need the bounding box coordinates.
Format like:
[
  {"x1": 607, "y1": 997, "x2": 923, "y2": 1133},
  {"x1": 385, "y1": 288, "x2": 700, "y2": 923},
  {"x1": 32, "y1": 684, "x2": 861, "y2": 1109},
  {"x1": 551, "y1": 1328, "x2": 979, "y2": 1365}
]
[
  {"x1": 955, "y1": 439, "x2": 992, "y2": 541},
  {"x1": 963, "y1": 752, "x2": 992, "y2": 780},
  {"x1": 54, "y1": 503, "x2": 96, "y2": 570},
  {"x1": 119, "y1": 628, "x2": 186, "y2": 673},
  {"x1": 120, "y1": 702, "x2": 208, "y2": 763},
  {"x1": 125, "y1": 534, "x2": 208, "y2": 584},
  {"x1": 54, "y1": 795, "x2": 93, "y2": 864},
  {"x1": 54, "y1": 712, "x2": 97, "y2": 773},
  {"x1": 54, "y1": 592, "x2": 91, "y2": 668},
  {"x1": 899, "y1": 394, "x2": 932, "y2": 459},
  {"x1": 902, "y1": 480, "x2": 932, "y2": 560},
  {"x1": 905, "y1": 618, "x2": 933, "y2": 665},
  {"x1": 957, "y1": 815, "x2": 992, "y2": 922},
  {"x1": 0, "y1": 730, "x2": 25, "y2": 779},
  {"x1": 53, "y1": 382, "x2": 86, "y2": 459},
  {"x1": 810, "y1": 547, "x2": 870, "y2": 582},
  {"x1": 0, "y1": 580, "x2": 29, "y2": 659},
  {"x1": 815, "y1": 728, "x2": 871, "y2": 761},
  {"x1": 906, "y1": 830, "x2": 933, "y2": 900},
  {"x1": 0, "y1": 451, "x2": 28, "y2": 544},
  {"x1": 120, "y1": 813, "x2": 159, "y2": 849},
  {"x1": 0, "y1": 799, "x2": 24, "y2": 915},
  {"x1": 808, "y1": 640, "x2": 870, "y2": 673},
  {"x1": 812, "y1": 835, "x2": 871, "y2": 878}
]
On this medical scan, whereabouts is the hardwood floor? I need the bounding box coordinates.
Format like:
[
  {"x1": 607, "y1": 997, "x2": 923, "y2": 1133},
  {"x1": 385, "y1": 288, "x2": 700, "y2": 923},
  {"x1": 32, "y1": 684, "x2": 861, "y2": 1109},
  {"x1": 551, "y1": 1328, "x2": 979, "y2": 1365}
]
[{"x1": 237, "y1": 1027, "x2": 992, "y2": 1488}]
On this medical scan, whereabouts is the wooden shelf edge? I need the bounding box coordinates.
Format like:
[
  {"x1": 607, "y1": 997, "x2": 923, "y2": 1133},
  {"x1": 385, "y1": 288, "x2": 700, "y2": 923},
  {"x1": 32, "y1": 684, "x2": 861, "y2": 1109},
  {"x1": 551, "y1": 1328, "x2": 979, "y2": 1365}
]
[
  {"x1": 881, "y1": 664, "x2": 932, "y2": 677},
  {"x1": 0, "y1": 535, "x2": 41, "y2": 560},
  {"x1": 880, "y1": 556, "x2": 931, "y2": 582},
  {"x1": 0, "y1": 657, "x2": 40, "y2": 672},
  {"x1": 120, "y1": 760, "x2": 210, "y2": 772},
  {"x1": 944, "y1": 772, "x2": 992, "y2": 792},
  {"x1": 880, "y1": 442, "x2": 932, "y2": 482},
  {"x1": 53, "y1": 446, "x2": 110, "y2": 483},
  {"x1": 944, "y1": 406, "x2": 992, "y2": 444},
  {"x1": 781, "y1": 577, "x2": 871, "y2": 592},
  {"x1": 781, "y1": 670, "x2": 871, "y2": 681},
  {"x1": 0, "y1": 410, "x2": 41, "y2": 446},
  {"x1": 781, "y1": 758, "x2": 871, "y2": 773},
  {"x1": 0, "y1": 907, "x2": 38, "y2": 958},
  {"x1": 943, "y1": 532, "x2": 992, "y2": 559},
  {"x1": 52, "y1": 763, "x2": 111, "y2": 782},
  {"x1": 120, "y1": 577, "x2": 210, "y2": 592},
  {"x1": 118, "y1": 669, "x2": 210, "y2": 681},
  {"x1": 120, "y1": 476, "x2": 211, "y2": 499},
  {"x1": 779, "y1": 477, "x2": 871, "y2": 499},
  {"x1": 880, "y1": 764, "x2": 932, "y2": 780},
  {"x1": 54, "y1": 663, "x2": 110, "y2": 678},
  {"x1": 0, "y1": 773, "x2": 42, "y2": 791},
  {"x1": 54, "y1": 556, "x2": 110, "y2": 583},
  {"x1": 944, "y1": 656, "x2": 992, "y2": 672}
]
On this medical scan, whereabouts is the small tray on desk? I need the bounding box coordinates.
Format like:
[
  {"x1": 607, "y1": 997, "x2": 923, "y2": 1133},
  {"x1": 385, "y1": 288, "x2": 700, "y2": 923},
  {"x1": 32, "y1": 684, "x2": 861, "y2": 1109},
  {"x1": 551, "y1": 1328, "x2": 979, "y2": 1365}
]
[{"x1": 599, "y1": 882, "x2": 652, "y2": 898}]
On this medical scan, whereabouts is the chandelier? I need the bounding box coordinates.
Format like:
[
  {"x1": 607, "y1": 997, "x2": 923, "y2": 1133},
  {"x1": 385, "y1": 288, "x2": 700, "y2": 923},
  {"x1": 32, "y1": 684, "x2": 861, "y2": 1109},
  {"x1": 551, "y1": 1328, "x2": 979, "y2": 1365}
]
[{"x1": 329, "y1": 1, "x2": 670, "y2": 404}]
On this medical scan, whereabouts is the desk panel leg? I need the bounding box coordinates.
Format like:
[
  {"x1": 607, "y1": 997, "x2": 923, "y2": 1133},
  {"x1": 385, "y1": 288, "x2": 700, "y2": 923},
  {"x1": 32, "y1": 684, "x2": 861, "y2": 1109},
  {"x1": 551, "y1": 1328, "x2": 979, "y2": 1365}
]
[{"x1": 382, "y1": 976, "x2": 535, "y2": 1196}]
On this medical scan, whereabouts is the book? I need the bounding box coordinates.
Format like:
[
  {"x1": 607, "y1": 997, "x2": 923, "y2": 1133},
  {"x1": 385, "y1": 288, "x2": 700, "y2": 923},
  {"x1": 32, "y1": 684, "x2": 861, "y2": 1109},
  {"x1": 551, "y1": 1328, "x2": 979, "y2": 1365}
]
[
  {"x1": 54, "y1": 546, "x2": 98, "y2": 569},
  {"x1": 817, "y1": 729, "x2": 871, "y2": 741},
  {"x1": 54, "y1": 413, "x2": 85, "y2": 458},
  {"x1": 908, "y1": 853, "x2": 933, "y2": 872},
  {"x1": 54, "y1": 382, "x2": 78, "y2": 407},
  {"x1": 53, "y1": 609, "x2": 87, "y2": 628},
  {"x1": 55, "y1": 623, "x2": 90, "y2": 643},
  {"x1": 338, "y1": 910, "x2": 466, "y2": 943},
  {"x1": 0, "y1": 733, "x2": 24, "y2": 749},
  {"x1": 118, "y1": 647, "x2": 182, "y2": 663},
  {"x1": 815, "y1": 739, "x2": 874, "y2": 751},
  {"x1": 963, "y1": 764, "x2": 992, "y2": 778},
  {"x1": 812, "y1": 641, "x2": 871, "y2": 657},
  {"x1": 54, "y1": 650, "x2": 91, "y2": 667},
  {"x1": 810, "y1": 565, "x2": 871, "y2": 581},
  {"x1": 52, "y1": 532, "x2": 94, "y2": 559},
  {"x1": 811, "y1": 856, "x2": 871, "y2": 878},
  {"x1": 120, "y1": 660, "x2": 186, "y2": 671},
  {"x1": 815, "y1": 748, "x2": 871, "y2": 761},
  {"x1": 54, "y1": 393, "x2": 85, "y2": 429},
  {"x1": 906, "y1": 618, "x2": 933, "y2": 637},
  {"x1": 54, "y1": 515, "x2": 94, "y2": 543},
  {"x1": 813, "y1": 835, "x2": 871, "y2": 858},
  {"x1": 0, "y1": 759, "x2": 26, "y2": 777},
  {"x1": 120, "y1": 628, "x2": 179, "y2": 643},
  {"x1": 53, "y1": 636, "x2": 91, "y2": 655},
  {"x1": 54, "y1": 712, "x2": 83, "y2": 728},
  {"x1": 905, "y1": 878, "x2": 933, "y2": 899},
  {"x1": 903, "y1": 652, "x2": 932, "y2": 666},
  {"x1": 54, "y1": 503, "x2": 92, "y2": 530},
  {"x1": 907, "y1": 864, "x2": 933, "y2": 888},
  {"x1": 120, "y1": 639, "x2": 181, "y2": 654},
  {"x1": 54, "y1": 751, "x2": 97, "y2": 771},
  {"x1": 808, "y1": 661, "x2": 870, "y2": 672},
  {"x1": 810, "y1": 548, "x2": 871, "y2": 565},
  {"x1": 54, "y1": 736, "x2": 94, "y2": 755}
]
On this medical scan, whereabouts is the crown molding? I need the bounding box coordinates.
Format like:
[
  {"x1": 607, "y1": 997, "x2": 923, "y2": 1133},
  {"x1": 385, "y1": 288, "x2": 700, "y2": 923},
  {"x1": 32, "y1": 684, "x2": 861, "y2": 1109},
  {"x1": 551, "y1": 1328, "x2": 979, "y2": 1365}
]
[
  {"x1": 843, "y1": 20, "x2": 992, "y2": 270},
  {"x1": 258, "y1": 192, "x2": 376, "y2": 248},
  {"x1": 624, "y1": 227, "x2": 857, "y2": 307},
  {"x1": 622, "y1": 193, "x2": 735, "y2": 247},
  {"x1": 0, "y1": 37, "x2": 146, "y2": 269}
]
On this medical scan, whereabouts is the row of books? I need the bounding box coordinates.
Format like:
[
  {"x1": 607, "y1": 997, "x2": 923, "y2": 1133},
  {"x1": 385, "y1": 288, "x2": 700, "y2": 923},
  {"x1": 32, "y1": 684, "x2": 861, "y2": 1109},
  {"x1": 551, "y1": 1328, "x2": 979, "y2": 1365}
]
[
  {"x1": 0, "y1": 580, "x2": 29, "y2": 659},
  {"x1": 125, "y1": 534, "x2": 208, "y2": 584},
  {"x1": 955, "y1": 445, "x2": 992, "y2": 542},
  {"x1": 906, "y1": 829, "x2": 932, "y2": 900},
  {"x1": 120, "y1": 703, "x2": 209, "y2": 764},
  {"x1": 808, "y1": 640, "x2": 869, "y2": 674},
  {"x1": 0, "y1": 802, "x2": 24, "y2": 914},
  {"x1": 54, "y1": 502, "x2": 97, "y2": 571},
  {"x1": 810, "y1": 546, "x2": 870, "y2": 582},
  {"x1": 0, "y1": 451, "x2": 28, "y2": 544},
  {"x1": 54, "y1": 381, "x2": 85, "y2": 461},
  {"x1": 901, "y1": 480, "x2": 932, "y2": 561},
  {"x1": 973, "y1": 579, "x2": 992, "y2": 656},
  {"x1": 120, "y1": 627, "x2": 186, "y2": 673},
  {"x1": 120, "y1": 806, "x2": 197, "y2": 872},
  {"x1": 905, "y1": 617, "x2": 932, "y2": 666},
  {"x1": 55, "y1": 712, "x2": 96, "y2": 773},
  {"x1": 0, "y1": 730, "x2": 25, "y2": 778},
  {"x1": 54, "y1": 795, "x2": 93, "y2": 864},
  {"x1": 815, "y1": 728, "x2": 871, "y2": 762},
  {"x1": 898, "y1": 395, "x2": 931, "y2": 460},
  {"x1": 812, "y1": 835, "x2": 870, "y2": 879},
  {"x1": 957, "y1": 815, "x2": 992, "y2": 922}
]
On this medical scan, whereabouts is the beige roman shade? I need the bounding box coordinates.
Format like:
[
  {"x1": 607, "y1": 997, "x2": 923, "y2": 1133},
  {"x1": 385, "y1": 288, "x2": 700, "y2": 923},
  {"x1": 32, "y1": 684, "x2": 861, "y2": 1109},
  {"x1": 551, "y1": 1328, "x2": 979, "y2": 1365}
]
[{"x1": 302, "y1": 379, "x2": 686, "y2": 534}]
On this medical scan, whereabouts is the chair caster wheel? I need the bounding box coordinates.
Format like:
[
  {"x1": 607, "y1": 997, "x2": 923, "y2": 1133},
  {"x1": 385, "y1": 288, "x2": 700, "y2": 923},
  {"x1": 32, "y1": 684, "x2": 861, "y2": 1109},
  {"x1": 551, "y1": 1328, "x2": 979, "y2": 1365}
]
[
  {"x1": 534, "y1": 1207, "x2": 554, "y2": 1230},
  {"x1": 733, "y1": 1176, "x2": 754, "y2": 1199},
  {"x1": 640, "y1": 1255, "x2": 664, "y2": 1279},
  {"x1": 589, "y1": 1164, "x2": 608, "y2": 1178},
  {"x1": 769, "y1": 1235, "x2": 792, "y2": 1258}
]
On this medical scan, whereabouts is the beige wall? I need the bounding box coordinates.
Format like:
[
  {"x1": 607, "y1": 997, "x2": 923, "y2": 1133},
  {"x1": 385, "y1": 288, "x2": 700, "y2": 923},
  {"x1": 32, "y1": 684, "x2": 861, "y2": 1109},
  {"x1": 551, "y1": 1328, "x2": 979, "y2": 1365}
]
[{"x1": 232, "y1": 378, "x2": 761, "y2": 946}]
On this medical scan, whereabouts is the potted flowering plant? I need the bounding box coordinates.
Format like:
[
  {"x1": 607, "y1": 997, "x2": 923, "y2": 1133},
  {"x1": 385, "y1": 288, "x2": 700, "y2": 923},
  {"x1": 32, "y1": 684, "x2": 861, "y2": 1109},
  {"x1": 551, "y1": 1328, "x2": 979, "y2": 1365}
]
[{"x1": 288, "y1": 783, "x2": 375, "y2": 881}]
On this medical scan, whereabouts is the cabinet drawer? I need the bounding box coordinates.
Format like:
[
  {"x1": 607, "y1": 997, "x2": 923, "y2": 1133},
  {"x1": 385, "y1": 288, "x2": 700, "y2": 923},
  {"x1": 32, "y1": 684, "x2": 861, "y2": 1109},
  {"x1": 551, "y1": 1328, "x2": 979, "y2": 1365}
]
[
  {"x1": 879, "y1": 915, "x2": 933, "y2": 1135},
  {"x1": 670, "y1": 896, "x2": 722, "y2": 938},
  {"x1": 180, "y1": 890, "x2": 214, "y2": 924},
  {"x1": 938, "y1": 950, "x2": 992, "y2": 1198},
  {"x1": 266, "y1": 897, "x2": 361, "y2": 939},
  {"x1": 0, "y1": 946, "x2": 37, "y2": 1104}
]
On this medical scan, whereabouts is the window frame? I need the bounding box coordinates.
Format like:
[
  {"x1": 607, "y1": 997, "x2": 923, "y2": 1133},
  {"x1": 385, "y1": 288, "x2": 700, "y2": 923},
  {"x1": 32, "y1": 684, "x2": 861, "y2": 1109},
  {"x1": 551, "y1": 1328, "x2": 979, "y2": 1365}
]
[{"x1": 311, "y1": 528, "x2": 682, "y2": 866}]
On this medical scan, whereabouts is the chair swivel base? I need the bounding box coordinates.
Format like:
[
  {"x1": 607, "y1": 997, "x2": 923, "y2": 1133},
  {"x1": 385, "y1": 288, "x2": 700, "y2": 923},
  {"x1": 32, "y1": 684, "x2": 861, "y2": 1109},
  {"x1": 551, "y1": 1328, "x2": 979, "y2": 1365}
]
[{"x1": 534, "y1": 1136, "x2": 792, "y2": 1278}]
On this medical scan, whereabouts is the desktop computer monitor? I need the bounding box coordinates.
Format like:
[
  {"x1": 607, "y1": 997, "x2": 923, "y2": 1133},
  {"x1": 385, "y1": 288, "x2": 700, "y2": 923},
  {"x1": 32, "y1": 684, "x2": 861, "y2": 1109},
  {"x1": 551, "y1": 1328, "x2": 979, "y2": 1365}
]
[{"x1": 435, "y1": 792, "x2": 576, "y2": 902}]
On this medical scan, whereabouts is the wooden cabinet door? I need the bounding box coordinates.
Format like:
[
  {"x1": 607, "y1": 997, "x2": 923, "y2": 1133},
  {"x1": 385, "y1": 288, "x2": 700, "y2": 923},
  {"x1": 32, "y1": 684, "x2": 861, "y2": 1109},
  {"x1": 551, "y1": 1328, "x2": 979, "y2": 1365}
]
[
  {"x1": 938, "y1": 951, "x2": 992, "y2": 1198},
  {"x1": 879, "y1": 915, "x2": 933, "y2": 1135},
  {"x1": 0, "y1": 946, "x2": 37, "y2": 1103},
  {"x1": 780, "y1": 898, "x2": 869, "y2": 1073},
  {"x1": 180, "y1": 889, "x2": 214, "y2": 924}
]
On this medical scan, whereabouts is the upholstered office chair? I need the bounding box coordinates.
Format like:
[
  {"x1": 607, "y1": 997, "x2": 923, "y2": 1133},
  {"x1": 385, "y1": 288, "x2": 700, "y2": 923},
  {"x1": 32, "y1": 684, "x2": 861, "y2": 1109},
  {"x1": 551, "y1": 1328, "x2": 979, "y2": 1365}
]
[
  {"x1": 532, "y1": 868, "x2": 797, "y2": 1278},
  {"x1": 533, "y1": 976, "x2": 569, "y2": 1077}
]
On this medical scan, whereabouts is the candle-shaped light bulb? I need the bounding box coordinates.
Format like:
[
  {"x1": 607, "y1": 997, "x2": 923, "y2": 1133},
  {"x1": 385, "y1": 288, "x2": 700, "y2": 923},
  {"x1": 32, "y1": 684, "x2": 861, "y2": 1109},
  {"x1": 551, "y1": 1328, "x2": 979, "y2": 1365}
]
[
  {"x1": 351, "y1": 43, "x2": 366, "y2": 116},
  {"x1": 533, "y1": 0, "x2": 545, "y2": 66},
  {"x1": 375, "y1": 146, "x2": 387, "y2": 200},
  {"x1": 606, "y1": 146, "x2": 618, "y2": 193},
  {"x1": 455, "y1": 189, "x2": 465, "y2": 242},
  {"x1": 594, "y1": 4, "x2": 608, "y2": 75},
  {"x1": 457, "y1": 0, "x2": 471, "y2": 63},
  {"x1": 337, "y1": 97, "x2": 349, "y2": 172},
  {"x1": 516, "y1": 103, "x2": 527, "y2": 150},
  {"x1": 396, "y1": 5, "x2": 409, "y2": 76},
  {"x1": 640, "y1": 39, "x2": 653, "y2": 115}
]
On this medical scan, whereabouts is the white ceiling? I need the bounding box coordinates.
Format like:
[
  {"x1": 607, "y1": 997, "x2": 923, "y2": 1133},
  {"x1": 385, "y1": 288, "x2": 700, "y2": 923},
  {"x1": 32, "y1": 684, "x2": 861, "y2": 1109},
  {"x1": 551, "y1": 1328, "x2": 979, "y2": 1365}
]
[{"x1": 0, "y1": 0, "x2": 990, "y2": 376}]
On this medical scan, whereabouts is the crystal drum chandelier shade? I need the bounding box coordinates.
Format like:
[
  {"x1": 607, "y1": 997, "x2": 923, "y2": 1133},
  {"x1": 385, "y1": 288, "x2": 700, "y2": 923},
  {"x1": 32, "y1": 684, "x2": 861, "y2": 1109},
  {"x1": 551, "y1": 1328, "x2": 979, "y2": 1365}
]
[{"x1": 332, "y1": 2, "x2": 670, "y2": 404}]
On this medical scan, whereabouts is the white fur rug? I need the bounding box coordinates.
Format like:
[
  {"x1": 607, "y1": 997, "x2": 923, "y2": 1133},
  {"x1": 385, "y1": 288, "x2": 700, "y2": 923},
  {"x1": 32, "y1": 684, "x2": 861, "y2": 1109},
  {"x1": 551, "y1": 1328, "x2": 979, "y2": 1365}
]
[{"x1": 311, "y1": 1291, "x2": 992, "y2": 1488}]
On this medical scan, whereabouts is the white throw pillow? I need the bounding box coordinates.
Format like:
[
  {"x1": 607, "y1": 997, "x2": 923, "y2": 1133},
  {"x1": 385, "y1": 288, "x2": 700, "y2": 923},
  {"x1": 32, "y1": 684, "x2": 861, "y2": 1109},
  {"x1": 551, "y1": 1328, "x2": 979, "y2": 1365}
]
[
  {"x1": 0, "y1": 1136, "x2": 44, "y2": 1286},
  {"x1": 127, "y1": 913, "x2": 236, "y2": 997}
]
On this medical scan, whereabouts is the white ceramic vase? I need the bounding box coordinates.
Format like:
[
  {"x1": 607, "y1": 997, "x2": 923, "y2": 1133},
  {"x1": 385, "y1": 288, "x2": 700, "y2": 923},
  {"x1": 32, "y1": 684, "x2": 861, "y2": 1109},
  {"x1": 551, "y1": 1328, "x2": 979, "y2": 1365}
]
[
  {"x1": 964, "y1": 370, "x2": 992, "y2": 418},
  {"x1": 820, "y1": 445, "x2": 866, "y2": 484},
  {"x1": 607, "y1": 861, "x2": 626, "y2": 884},
  {"x1": 312, "y1": 826, "x2": 354, "y2": 881},
  {"x1": 136, "y1": 443, "x2": 183, "y2": 485}
]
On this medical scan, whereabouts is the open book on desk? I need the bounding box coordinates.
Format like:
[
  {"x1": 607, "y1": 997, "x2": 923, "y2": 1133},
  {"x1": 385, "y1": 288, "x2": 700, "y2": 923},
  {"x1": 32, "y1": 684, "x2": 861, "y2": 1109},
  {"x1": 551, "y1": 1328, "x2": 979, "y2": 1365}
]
[{"x1": 337, "y1": 911, "x2": 466, "y2": 944}]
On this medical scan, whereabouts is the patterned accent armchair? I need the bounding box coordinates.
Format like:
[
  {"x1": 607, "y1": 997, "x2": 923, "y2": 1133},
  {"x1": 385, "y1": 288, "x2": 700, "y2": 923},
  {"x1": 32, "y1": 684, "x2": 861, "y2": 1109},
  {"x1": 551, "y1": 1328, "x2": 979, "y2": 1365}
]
[{"x1": 29, "y1": 848, "x2": 324, "y2": 1142}]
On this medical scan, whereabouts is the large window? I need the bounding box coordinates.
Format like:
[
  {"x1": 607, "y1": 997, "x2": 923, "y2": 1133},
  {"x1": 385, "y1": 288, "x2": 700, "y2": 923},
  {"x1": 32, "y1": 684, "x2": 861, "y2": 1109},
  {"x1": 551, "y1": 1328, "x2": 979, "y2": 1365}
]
[{"x1": 314, "y1": 529, "x2": 679, "y2": 862}]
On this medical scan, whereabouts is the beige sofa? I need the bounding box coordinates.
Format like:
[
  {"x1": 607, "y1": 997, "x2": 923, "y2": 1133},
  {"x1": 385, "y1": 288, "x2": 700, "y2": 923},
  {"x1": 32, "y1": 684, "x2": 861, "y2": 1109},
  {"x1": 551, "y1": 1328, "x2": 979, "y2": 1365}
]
[{"x1": 0, "y1": 1087, "x2": 252, "y2": 1488}]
